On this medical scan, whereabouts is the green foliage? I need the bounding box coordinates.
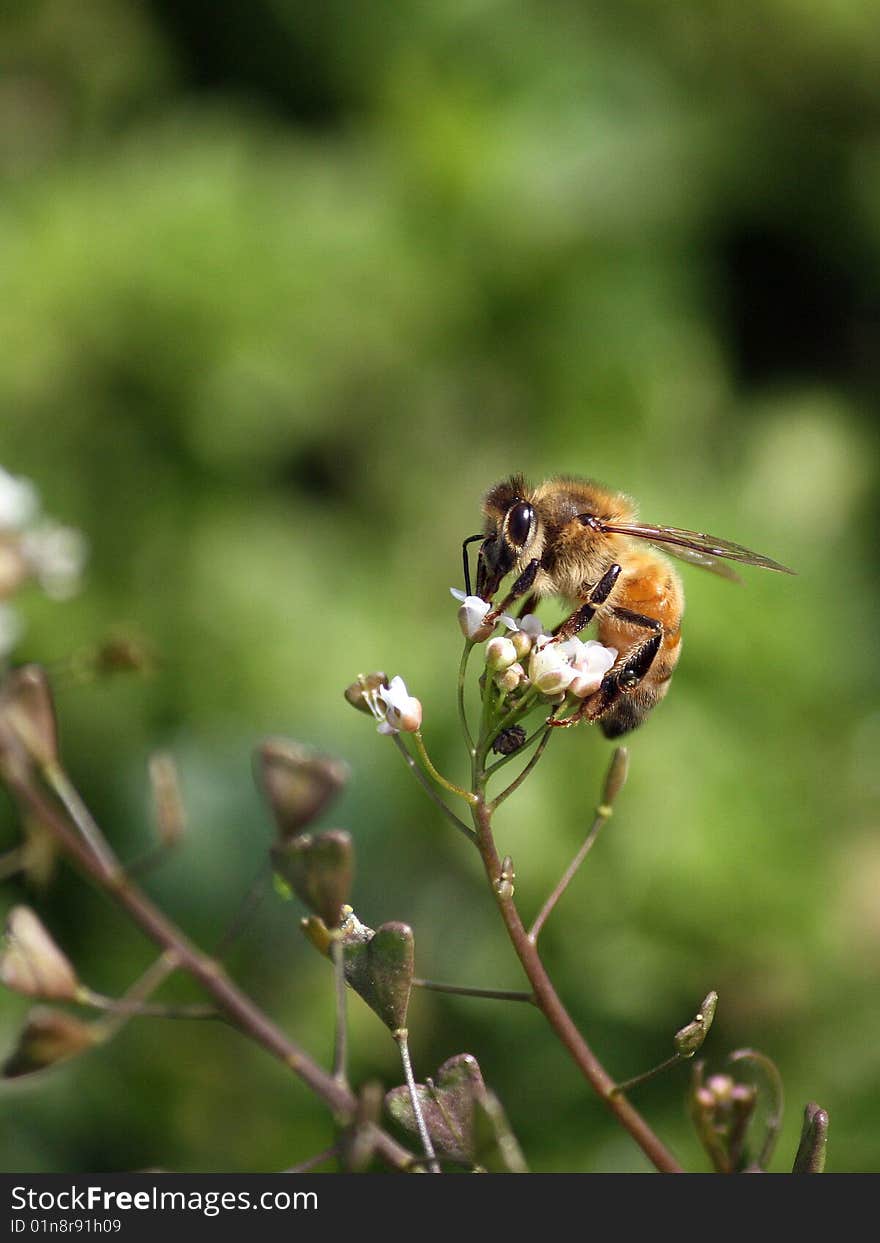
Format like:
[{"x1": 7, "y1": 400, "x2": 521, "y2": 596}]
[{"x1": 0, "y1": 0, "x2": 877, "y2": 1173}]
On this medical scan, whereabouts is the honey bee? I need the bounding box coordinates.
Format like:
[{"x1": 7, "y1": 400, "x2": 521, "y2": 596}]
[{"x1": 465, "y1": 474, "x2": 794, "y2": 737}]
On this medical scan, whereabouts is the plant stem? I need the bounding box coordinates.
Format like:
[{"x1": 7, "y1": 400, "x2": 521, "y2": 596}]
[
  {"x1": 79, "y1": 987, "x2": 221, "y2": 1021},
  {"x1": 457, "y1": 642, "x2": 475, "y2": 756},
  {"x1": 611, "y1": 1054, "x2": 684, "y2": 1097},
  {"x1": 390, "y1": 735, "x2": 475, "y2": 841},
  {"x1": 490, "y1": 727, "x2": 552, "y2": 811},
  {"x1": 412, "y1": 977, "x2": 535, "y2": 1004},
  {"x1": 394, "y1": 1030, "x2": 440, "y2": 1174},
  {"x1": 529, "y1": 804, "x2": 611, "y2": 943},
  {"x1": 412, "y1": 731, "x2": 476, "y2": 804},
  {"x1": 0, "y1": 735, "x2": 416, "y2": 1174},
  {"x1": 470, "y1": 794, "x2": 682, "y2": 1173},
  {"x1": 330, "y1": 936, "x2": 348, "y2": 1085}
]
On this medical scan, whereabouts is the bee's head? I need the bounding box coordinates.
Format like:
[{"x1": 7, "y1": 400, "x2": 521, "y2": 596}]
[{"x1": 476, "y1": 475, "x2": 539, "y2": 599}]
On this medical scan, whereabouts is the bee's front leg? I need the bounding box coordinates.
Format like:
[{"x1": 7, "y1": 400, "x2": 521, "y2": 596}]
[
  {"x1": 484, "y1": 558, "x2": 541, "y2": 623},
  {"x1": 551, "y1": 563, "x2": 622, "y2": 641}
]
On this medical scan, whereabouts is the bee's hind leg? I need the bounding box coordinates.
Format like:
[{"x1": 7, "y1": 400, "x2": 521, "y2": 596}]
[{"x1": 550, "y1": 611, "x2": 663, "y2": 730}]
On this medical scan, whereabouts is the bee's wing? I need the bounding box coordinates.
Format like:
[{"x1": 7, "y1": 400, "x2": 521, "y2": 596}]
[{"x1": 599, "y1": 522, "x2": 796, "y2": 578}]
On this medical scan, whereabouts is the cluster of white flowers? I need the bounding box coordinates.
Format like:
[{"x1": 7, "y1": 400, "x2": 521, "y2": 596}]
[
  {"x1": 0, "y1": 465, "x2": 87, "y2": 658},
  {"x1": 450, "y1": 586, "x2": 617, "y2": 703}
]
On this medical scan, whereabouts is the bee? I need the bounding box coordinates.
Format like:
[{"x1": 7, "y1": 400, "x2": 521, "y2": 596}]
[{"x1": 464, "y1": 474, "x2": 794, "y2": 738}]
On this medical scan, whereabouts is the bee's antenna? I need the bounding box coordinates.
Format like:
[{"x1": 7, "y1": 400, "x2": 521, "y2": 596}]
[{"x1": 461, "y1": 534, "x2": 483, "y2": 597}]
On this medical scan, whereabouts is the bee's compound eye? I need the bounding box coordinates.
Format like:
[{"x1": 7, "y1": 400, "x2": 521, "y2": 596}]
[{"x1": 507, "y1": 502, "x2": 534, "y2": 547}]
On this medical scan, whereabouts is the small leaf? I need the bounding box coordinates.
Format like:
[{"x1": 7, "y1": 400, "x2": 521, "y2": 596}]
[
  {"x1": 271, "y1": 830, "x2": 353, "y2": 928},
  {"x1": 255, "y1": 739, "x2": 349, "y2": 840},
  {"x1": 386, "y1": 1053, "x2": 486, "y2": 1165}
]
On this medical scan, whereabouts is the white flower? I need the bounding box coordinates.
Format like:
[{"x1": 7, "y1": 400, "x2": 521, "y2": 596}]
[
  {"x1": 528, "y1": 636, "x2": 617, "y2": 698},
  {"x1": 528, "y1": 642, "x2": 578, "y2": 695},
  {"x1": 0, "y1": 468, "x2": 39, "y2": 532},
  {"x1": 0, "y1": 603, "x2": 22, "y2": 657},
  {"x1": 21, "y1": 524, "x2": 87, "y2": 600},
  {"x1": 565, "y1": 638, "x2": 618, "y2": 698},
  {"x1": 502, "y1": 613, "x2": 548, "y2": 641},
  {"x1": 450, "y1": 588, "x2": 492, "y2": 640},
  {"x1": 375, "y1": 675, "x2": 423, "y2": 734}
]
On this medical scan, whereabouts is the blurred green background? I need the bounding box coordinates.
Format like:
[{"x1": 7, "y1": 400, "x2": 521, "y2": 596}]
[{"x1": 1, "y1": 0, "x2": 878, "y2": 1173}]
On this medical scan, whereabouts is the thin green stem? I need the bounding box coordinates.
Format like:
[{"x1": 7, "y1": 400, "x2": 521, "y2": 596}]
[
  {"x1": 529, "y1": 805, "x2": 610, "y2": 943},
  {"x1": 457, "y1": 642, "x2": 476, "y2": 755},
  {"x1": 78, "y1": 987, "x2": 220, "y2": 1021},
  {"x1": 729, "y1": 1048, "x2": 785, "y2": 1170},
  {"x1": 395, "y1": 1030, "x2": 440, "y2": 1174},
  {"x1": 331, "y1": 937, "x2": 348, "y2": 1085},
  {"x1": 43, "y1": 761, "x2": 121, "y2": 881},
  {"x1": 91, "y1": 953, "x2": 180, "y2": 1041},
  {"x1": 412, "y1": 977, "x2": 535, "y2": 1004},
  {"x1": 611, "y1": 1054, "x2": 684, "y2": 1097},
  {"x1": 412, "y1": 731, "x2": 476, "y2": 805},
  {"x1": 390, "y1": 735, "x2": 475, "y2": 841}
]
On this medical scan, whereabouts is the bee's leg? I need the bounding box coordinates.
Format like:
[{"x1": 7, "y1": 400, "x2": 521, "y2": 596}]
[
  {"x1": 552, "y1": 564, "x2": 622, "y2": 641},
  {"x1": 485, "y1": 559, "x2": 540, "y2": 622},
  {"x1": 549, "y1": 608, "x2": 662, "y2": 728},
  {"x1": 517, "y1": 593, "x2": 539, "y2": 618}
]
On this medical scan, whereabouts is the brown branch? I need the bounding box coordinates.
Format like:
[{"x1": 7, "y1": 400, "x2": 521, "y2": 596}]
[
  {"x1": 0, "y1": 736, "x2": 415, "y2": 1173},
  {"x1": 471, "y1": 794, "x2": 683, "y2": 1173}
]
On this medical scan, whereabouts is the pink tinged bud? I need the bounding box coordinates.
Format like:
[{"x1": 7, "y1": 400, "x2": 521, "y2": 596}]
[
  {"x1": 0, "y1": 907, "x2": 79, "y2": 1001},
  {"x1": 528, "y1": 644, "x2": 577, "y2": 695},
  {"x1": 495, "y1": 662, "x2": 525, "y2": 693},
  {"x1": 509, "y1": 630, "x2": 532, "y2": 659},
  {"x1": 485, "y1": 636, "x2": 517, "y2": 672}
]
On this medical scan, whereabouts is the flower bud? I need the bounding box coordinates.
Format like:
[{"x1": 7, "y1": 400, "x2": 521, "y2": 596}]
[
  {"x1": 792, "y1": 1102, "x2": 829, "y2": 1174},
  {"x1": 255, "y1": 738, "x2": 349, "y2": 840},
  {"x1": 508, "y1": 630, "x2": 533, "y2": 660},
  {"x1": 0, "y1": 907, "x2": 79, "y2": 1001},
  {"x1": 0, "y1": 665, "x2": 59, "y2": 768},
  {"x1": 485, "y1": 636, "x2": 517, "y2": 672},
  {"x1": 674, "y1": 990, "x2": 718, "y2": 1058},
  {"x1": 494, "y1": 662, "x2": 525, "y2": 693},
  {"x1": 451, "y1": 589, "x2": 493, "y2": 641},
  {"x1": 149, "y1": 752, "x2": 186, "y2": 849},
  {"x1": 3, "y1": 1006, "x2": 98, "y2": 1078}
]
